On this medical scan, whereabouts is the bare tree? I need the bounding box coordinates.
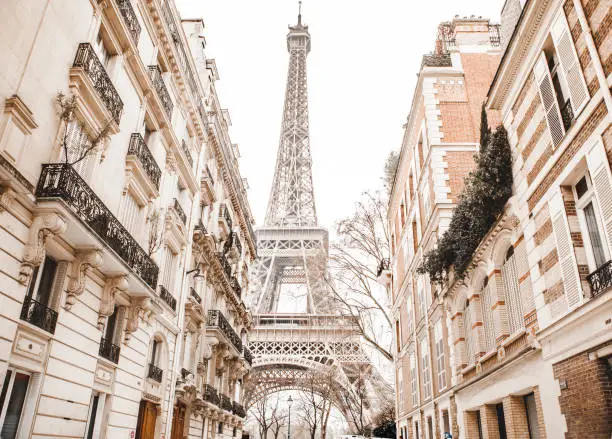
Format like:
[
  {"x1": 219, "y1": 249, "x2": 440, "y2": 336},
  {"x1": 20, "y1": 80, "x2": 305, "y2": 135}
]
[
  {"x1": 249, "y1": 393, "x2": 274, "y2": 439},
  {"x1": 269, "y1": 396, "x2": 287, "y2": 439},
  {"x1": 339, "y1": 371, "x2": 371, "y2": 436},
  {"x1": 147, "y1": 208, "x2": 165, "y2": 256},
  {"x1": 383, "y1": 150, "x2": 400, "y2": 195},
  {"x1": 297, "y1": 368, "x2": 337, "y2": 439}
]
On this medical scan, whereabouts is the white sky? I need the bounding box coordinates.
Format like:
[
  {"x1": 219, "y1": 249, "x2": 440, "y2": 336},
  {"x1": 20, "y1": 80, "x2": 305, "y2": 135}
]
[{"x1": 176, "y1": 0, "x2": 504, "y2": 229}]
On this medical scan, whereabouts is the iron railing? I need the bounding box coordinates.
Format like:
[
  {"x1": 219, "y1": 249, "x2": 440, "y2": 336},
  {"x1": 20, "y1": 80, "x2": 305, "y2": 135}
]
[
  {"x1": 242, "y1": 346, "x2": 253, "y2": 366},
  {"x1": 181, "y1": 140, "x2": 193, "y2": 167},
  {"x1": 207, "y1": 310, "x2": 242, "y2": 352},
  {"x1": 148, "y1": 65, "x2": 173, "y2": 119},
  {"x1": 230, "y1": 276, "x2": 241, "y2": 298},
  {"x1": 180, "y1": 368, "x2": 192, "y2": 381},
  {"x1": 195, "y1": 220, "x2": 208, "y2": 236},
  {"x1": 220, "y1": 394, "x2": 232, "y2": 412},
  {"x1": 203, "y1": 384, "x2": 220, "y2": 405},
  {"x1": 115, "y1": 0, "x2": 141, "y2": 44},
  {"x1": 148, "y1": 363, "x2": 163, "y2": 382},
  {"x1": 219, "y1": 203, "x2": 233, "y2": 231},
  {"x1": 73, "y1": 43, "x2": 123, "y2": 124},
  {"x1": 217, "y1": 252, "x2": 233, "y2": 280},
  {"x1": 205, "y1": 166, "x2": 215, "y2": 186},
  {"x1": 159, "y1": 285, "x2": 177, "y2": 311},
  {"x1": 232, "y1": 401, "x2": 246, "y2": 418},
  {"x1": 127, "y1": 133, "x2": 161, "y2": 190},
  {"x1": 189, "y1": 287, "x2": 202, "y2": 304},
  {"x1": 489, "y1": 24, "x2": 501, "y2": 47},
  {"x1": 99, "y1": 336, "x2": 121, "y2": 363},
  {"x1": 36, "y1": 164, "x2": 159, "y2": 288},
  {"x1": 376, "y1": 258, "x2": 390, "y2": 277},
  {"x1": 561, "y1": 99, "x2": 574, "y2": 132},
  {"x1": 20, "y1": 296, "x2": 58, "y2": 334},
  {"x1": 586, "y1": 259, "x2": 612, "y2": 298},
  {"x1": 234, "y1": 235, "x2": 242, "y2": 256},
  {"x1": 172, "y1": 198, "x2": 187, "y2": 225}
]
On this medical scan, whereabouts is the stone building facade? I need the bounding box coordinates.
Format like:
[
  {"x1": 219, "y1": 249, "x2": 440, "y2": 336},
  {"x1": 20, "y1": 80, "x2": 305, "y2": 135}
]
[
  {"x1": 385, "y1": 17, "x2": 502, "y2": 439},
  {"x1": 388, "y1": 0, "x2": 612, "y2": 438},
  {"x1": 0, "y1": 1, "x2": 254, "y2": 439}
]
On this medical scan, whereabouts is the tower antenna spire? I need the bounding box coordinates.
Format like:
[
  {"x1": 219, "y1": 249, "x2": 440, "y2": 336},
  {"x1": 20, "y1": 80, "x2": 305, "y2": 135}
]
[{"x1": 298, "y1": 1, "x2": 302, "y2": 25}]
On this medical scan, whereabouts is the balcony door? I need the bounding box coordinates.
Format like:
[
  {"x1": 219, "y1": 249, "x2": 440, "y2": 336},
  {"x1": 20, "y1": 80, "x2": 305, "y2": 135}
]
[
  {"x1": 170, "y1": 403, "x2": 186, "y2": 439},
  {"x1": 135, "y1": 400, "x2": 157, "y2": 439}
]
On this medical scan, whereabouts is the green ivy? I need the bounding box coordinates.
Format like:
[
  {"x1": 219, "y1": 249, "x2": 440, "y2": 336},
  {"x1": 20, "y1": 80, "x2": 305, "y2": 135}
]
[{"x1": 418, "y1": 109, "x2": 513, "y2": 284}]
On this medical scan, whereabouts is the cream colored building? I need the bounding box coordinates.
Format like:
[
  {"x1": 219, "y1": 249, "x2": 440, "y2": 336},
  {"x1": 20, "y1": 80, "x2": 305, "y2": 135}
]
[{"x1": 0, "y1": 1, "x2": 254, "y2": 438}]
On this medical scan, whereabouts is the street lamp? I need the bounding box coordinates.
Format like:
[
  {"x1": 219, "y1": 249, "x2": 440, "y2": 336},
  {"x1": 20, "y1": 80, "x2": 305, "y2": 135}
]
[{"x1": 287, "y1": 395, "x2": 293, "y2": 439}]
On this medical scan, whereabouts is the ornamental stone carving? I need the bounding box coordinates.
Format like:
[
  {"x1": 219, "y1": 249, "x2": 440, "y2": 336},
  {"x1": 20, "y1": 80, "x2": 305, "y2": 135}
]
[
  {"x1": 19, "y1": 212, "x2": 67, "y2": 284},
  {"x1": 97, "y1": 275, "x2": 129, "y2": 330},
  {"x1": 124, "y1": 297, "x2": 153, "y2": 344},
  {"x1": 65, "y1": 249, "x2": 103, "y2": 310}
]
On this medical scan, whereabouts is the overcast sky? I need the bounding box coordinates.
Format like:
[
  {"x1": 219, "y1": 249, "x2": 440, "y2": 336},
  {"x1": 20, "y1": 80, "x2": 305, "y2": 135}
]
[{"x1": 177, "y1": 0, "x2": 504, "y2": 230}]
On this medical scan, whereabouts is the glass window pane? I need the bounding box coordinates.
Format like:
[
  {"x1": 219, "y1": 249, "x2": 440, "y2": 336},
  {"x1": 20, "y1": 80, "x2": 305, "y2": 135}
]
[
  {"x1": 524, "y1": 393, "x2": 540, "y2": 439},
  {"x1": 36, "y1": 257, "x2": 58, "y2": 306},
  {"x1": 86, "y1": 394, "x2": 99, "y2": 439},
  {"x1": 0, "y1": 370, "x2": 12, "y2": 418},
  {"x1": 584, "y1": 202, "x2": 607, "y2": 267},
  {"x1": 1, "y1": 373, "x2": 30, "y2": 439}
]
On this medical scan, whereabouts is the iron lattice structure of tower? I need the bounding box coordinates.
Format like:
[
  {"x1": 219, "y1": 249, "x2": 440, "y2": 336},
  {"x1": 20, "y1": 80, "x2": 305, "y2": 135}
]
[{"x1": 245, "y1": 9, "x2": 390, "y2": 425}]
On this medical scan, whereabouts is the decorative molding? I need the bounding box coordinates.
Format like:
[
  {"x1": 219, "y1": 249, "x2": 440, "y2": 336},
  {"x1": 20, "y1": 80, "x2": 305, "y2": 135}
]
[
  {"x1": 124, "y1": 297, "x2": 153, "y2": 343},
  {"x1": 3, "y1": 95, "x2": 38, "y2": 134},
  {"x1": 65, "y1": 249, "x2": 103, "y2": 310},
  {"x1": 97, "y1": 275, "x2": 129, "y2": 330},
  {"x1": 166, "y1": 149, "x2": 177, "y2": 174},
  {"x1": 0, "y1": 185, "x2": 16, "y2": 212},
  {"x1": 19, "y1": 212, "x2": 67, "y2": 284}
]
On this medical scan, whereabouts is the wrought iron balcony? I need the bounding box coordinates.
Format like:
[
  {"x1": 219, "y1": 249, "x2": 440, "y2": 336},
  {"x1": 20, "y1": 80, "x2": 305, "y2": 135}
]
[
  {"x1": 219, "y1": 203, "x2": 233, "y2": 231},
  {"x1": 230, "y1": 276, "x2": 241, "y2": 298},
  {"x1": 586, "y1": 259, "x2": 612, "y2": 298},
  {"x1": 561, "y1": 99, "x2": 574, "y2": 132},
  {"x1": 217, "y1": 252, "x2": 233, "y2": 280},
  {"x1": 115, "y1": 0, "x2": 141, "y2": 44},
  {"x1": 159, "y1": 285, "x2": 177, "y2": 311},
  {"x1": 232, "y1": 401, "x2": 246, "y2": 418},
  {"x1": 172, "y1": 198, "x2": 187, "y2": 225},
  {"x1": 376, "y1": 258, "x2": 390, "y2": 277},
  {"x1": 99, "y1": 336, "x2": 121, "y2": 364},
  {"x1": 148, "y1": 363, "x2": 163, "y2": 382},
  {"x1": 148, "y1": 65, "x2": 173, "y2": 119},
  {"x1": 127, "y1": 133, "x2": 161, "y2": 190},
  {"x1": 207, "y1": 310, "x2": 242, "y2": 352},
  {"x1": 205, "y1": 166, "x2": 215, "y2": 187},
  {"x1": 73, "y1": 43, "x2": 123, "y2": 124},
  {"x1": 36, "y1": 164, "x2": 159, "y2": 288},
  {"x1": 242, "y1": 346, "x2": 253, "y2": 366},
  {"x1": 20, "y1": 296, "x2": 58, "y2": 334},
  {"x1": 194, "y1": 220, "x2": 208, "y2": 237},
  {"x1": 189, "y1": 287, "x2": 202, "y2": 304},
  {"x1": 181, "y1": 140, "x2": 194, "y2": 167},
  {"x1": 203, "y1": 384, "x2": 220, "y2": 406},
  {"x1": 180, "y1": 368, "x2": 192, "y2": 381},
  {"x1": 220, "y1": 394, "x2": 232, "y2": 412}
]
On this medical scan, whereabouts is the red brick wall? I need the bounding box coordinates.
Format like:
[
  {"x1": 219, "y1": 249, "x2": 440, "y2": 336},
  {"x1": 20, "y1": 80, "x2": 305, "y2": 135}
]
[
  {"x1": 461, "y1": 52, "x2": 502, "y2": 131},
  {"x1": 552, "y1": 340, "x2": 612, "y2": 438},
  {"x1": 446, "y1": 150, "x2": 477, "y2": 202}
]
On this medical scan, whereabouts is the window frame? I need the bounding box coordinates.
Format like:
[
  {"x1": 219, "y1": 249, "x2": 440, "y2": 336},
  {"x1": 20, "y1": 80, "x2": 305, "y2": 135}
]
[
  {"x1": 0, "y1": 368, "x2": 32, "y2": 438},
  {"x1": 434, "y1": 320, "x2": 446, "y2": 391}
]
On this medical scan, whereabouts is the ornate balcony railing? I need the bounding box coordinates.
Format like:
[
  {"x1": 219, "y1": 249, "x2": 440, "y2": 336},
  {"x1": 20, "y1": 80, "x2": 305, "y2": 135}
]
[
  {"x1": 189, "y1": 287, "x2": 202, "y2": 304},
  {"x1": 220, "y1": 394, "x2": 232, "y2": 412},
  {"x1": 36, "y1": 164, "x2": 159, "y2": 288},
  {"x1": 115, "y1": 0, "x2": 141, "y2": 44},
  {"x1": 207, "y1": 310, "x2": 242, "y2": 352},
  {"x1": 376, "y1": 258, "x2": 390, "y2": 277},
  {"x1": 73, "y1": 43, "x2": 123, "y2": 124},
  {"x1": 242, "y1": 346, "x2": 253, "y2": 366},
  {"x1": 194, "y1": 220, "x2": 208, "y2": 236},
  {"x1": 172, "y1": 198, "x2": 187, "y2": 225},
  {"x1": 561, "y1": 99, "x2": 574, "y2": 132},
  {"x1": 217, "y1": 252, "x2": 233, "y2": 280},
  {"x1": 99, "y1": 336, "x2": 121, "y2": 364},
  {"x1": 203, "y1": 384, "x2": 220, "y2": 406},
  {"x1": 489, "y1": 24, "x2": 501, "y2": 47},
  {"x1": 230, "y1": 276, "x2": 241, "y2": 298},
  {"x1": 219, "y1": 203, "x2": 233, "y2": 231},
  {"x1": 586, "y1": 259, "x2": 612, "y2": 298},
  {"x1": 127, "y1": 133, "x2": 161, "y2": 190},
  {"x1": 232, "y1": 401, "x2": 246, "y2": 418},
  {"x1": 148, "y1": 363, "x2": 163, "y2": 382},
  {"x1": 148, "y1": 65, "x2": 173, "y2": 119},
  {"x1": 159, "y1": 285, "x2": 177, "y2": 311},
  {"x1": 20, "y1": 296, "x2": 58, "y2": 334},
  {"x1": 181, "y1": 140, "x2": 194, "y2": 168},
  {"x1": 205, "y1": 166, "x2": 215, "y2": 186}
]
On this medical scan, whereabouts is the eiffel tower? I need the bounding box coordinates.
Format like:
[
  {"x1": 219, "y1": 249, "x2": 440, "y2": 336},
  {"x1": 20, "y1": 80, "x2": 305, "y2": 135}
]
[{"x1": 244, "y1": 5, "x2": 389, "y2": 425}]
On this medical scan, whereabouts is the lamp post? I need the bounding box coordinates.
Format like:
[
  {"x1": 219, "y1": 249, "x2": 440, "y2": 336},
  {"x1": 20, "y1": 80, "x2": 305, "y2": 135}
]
[{"x1": 287, "y1": 395, "x2": 293, "y2": 439}]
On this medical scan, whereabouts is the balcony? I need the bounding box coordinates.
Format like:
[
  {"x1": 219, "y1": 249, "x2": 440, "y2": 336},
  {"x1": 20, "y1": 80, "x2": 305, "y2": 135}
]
[
  {"x1": 148, "y1": 65, "x2": 173, "y2": 119},
  {"x1": 181, "y1": 140, "x2": 193, "y2": 168},
  {"x1": 230, "y1": 276, "x2": 241, "y2": 298},
  {"x1": 172, "y1": 198, "x2": 187, "y2": 225},
  {"x1": 148, "y1": 363, "x2": 163, "y2": 382},
  {"x1": 207, "y1": 310, "x2": 242, "y2": 352},
  {"x1": 220, "y1": 394, "x2": 232, "y2": 412},
  {"x1": 20, "y1": 296, "x2": 58, "y2": 334},
  {"x1": 201, "y1": 166, "x2": 215, "y2": 205},
  {"x1": 218, "y1": 203, "x2": 233, "y2": 236},
  {"x1": 561, "y1": 99, "x2": 574, "y2": 132},
  {"x1": 189, "y1": 287, "x2": 202, "y2": 304},
  {"x1": 35, "y1": 164, "x2": 159, "y2": 289},
  {"x1": 587, "y1": 259, "x2": 612, "y2": 298},
  {"x1": 232, "y1": 401, "x2": 246, "y2": 418},
  {"x1": 242, "y1": 346, "x2": 253, "y2": 366},
  {"x1": 127, "y1": 133, "x2": 161, "y2": 190},
  {"x1": 73, "y1": 43, "x2": 123, "y2": 124},
  {"x1": 99, "y1": 336, "x2": 121, "y2": 364},
  {"x1": 159, "y1": 285, "x2": 177, "y2": 311},
  {"x1": 217, "y1": 252, "x2": 233, "y2": 280},
  {"x1": 203, "y1": 384, "x2": 220, "y2": 406},
  {"x1": 115, "y1": 0, "x2": 141, "y2": 44}
]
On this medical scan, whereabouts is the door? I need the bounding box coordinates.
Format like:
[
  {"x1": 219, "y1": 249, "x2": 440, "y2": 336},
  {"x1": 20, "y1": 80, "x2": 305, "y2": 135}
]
[
  {"x1": 135, "y1": 400, "x2": 157, "y2": 439},
  {"x1": 170, "y1": 403, "x2": 186, "y2": 439}
]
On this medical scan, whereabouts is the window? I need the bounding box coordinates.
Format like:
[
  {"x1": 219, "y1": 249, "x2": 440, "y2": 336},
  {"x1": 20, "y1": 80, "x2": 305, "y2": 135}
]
[
  {"x1": 427, "y1": 417, "x2": 433, "y2": 439},
  {"x1": 412, "y1": 221, "x2": 419, "y2": 253},
  {"x1": 420, "y1": 337, "x2": 432, "y2": 400},
  {"x1": 434, "y1": 320, "x2": 446, "y2": 390},
  {"x1": 120, "y1": 192, "x2": 145, "y2": 244},
  {"x1": 26, "y1": 256, "x2": 57, "y2": 308},
  {"x1": 151, "y1": 339, "x2": 161, "y2": 367},
  {"x1": 397, "y1": 366, "x2": 404, "y2": 408},
  {"x1": 161, "y1": 245, "x2": 178, "y2": 292},
  {"x1": 496, "y1": 403, "x2": 508, "y2": 439},
  {"x1": 94, "y1": 30, "x2": 111, "y2": 67},
  {"x1": 502, "y1": 247, "x2": 524, "y2": 335},
  {"x1": 85, "y1": 393, "x2": 100, "y2": 439},
  {"x1": 396, "y1": 321, "x2": 401, "y2": 353},
  {"x1": 105, "y1": 306, "x2": 119, "y2": 343},
  {"x1": 524, "y1": 393, "x2": 541, "y2": 438},
  {"x1": 414, "y1": 421, "x2": 420, "y2": 439},
  {"x1": 232, "y1": 427, "x2": 237, "y2": 437},
  {"x1": 442, "y1": 410, "x2": 450, "y2": 436},
  {"x1": 410, "y1": 353, "x2": 418, "y2": 407},
  {"x1": 217, "y1": 422, "x2": 223, "y2": 434},
  {"x1": 476, "y1": 411, "x2": 484, "y2": 439},
  {"x1": 62, "y1": 120, "x2": 94, "y2": 177},
  {"x1": 400, "y1": 202, "x2": 406, "y2": 228},
  {"x1": 0, "y1": 369, "x2": 31, "y2": 439},
  {"x1": 481, "y1": 278, "x2": 495, "y2": 353},
  {"x1": 464, "y1": 300, "x2": 475, "y2": 365},
  {"x1": 406, "y1": 294, "x2": 413, "y2": 333},
  {"x1": 574, "y1": 174, "x2": 608, "y2": 269},
  {"x1": 417, "y1": 277, "x2": 426, "y2": 320}
]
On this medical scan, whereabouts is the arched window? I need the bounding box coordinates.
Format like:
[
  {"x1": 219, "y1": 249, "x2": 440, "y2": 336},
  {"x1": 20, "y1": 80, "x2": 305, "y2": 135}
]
[
  {"x1": 502, "y1": 246, "x2": 524, "y2": 334},
  {"x1": 480, "y1": 277, "x2": 495, "y2": 353},
  {"x1": 464, "y1": 299, "x2": 475, "y2": 365},
  {"x1": 148, "y1": 338, "x2": 163, "y2": 383}
]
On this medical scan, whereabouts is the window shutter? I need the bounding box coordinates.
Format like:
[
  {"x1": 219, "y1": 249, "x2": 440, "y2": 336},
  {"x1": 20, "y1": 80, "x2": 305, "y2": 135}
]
[
  {"x1": 549, "y1": 190, "x2": 583, "y2": 307},
  {"x1": 534, "y1": 52, "x2": 565, "y2": 147},
  {"x1": 551, "y1": 12, "x2": 589, "y2": 113},
  {"x1": 586, "y1": 140, "x2": 612, "y2": 252}
]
